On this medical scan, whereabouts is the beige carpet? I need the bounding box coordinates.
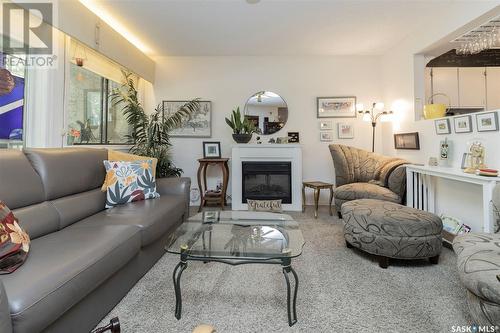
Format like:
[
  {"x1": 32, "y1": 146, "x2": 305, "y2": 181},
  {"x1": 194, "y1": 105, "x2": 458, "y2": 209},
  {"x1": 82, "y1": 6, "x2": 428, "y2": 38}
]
[{"x1": 96, "y1": 206, "x2": 471, "y2": 333}]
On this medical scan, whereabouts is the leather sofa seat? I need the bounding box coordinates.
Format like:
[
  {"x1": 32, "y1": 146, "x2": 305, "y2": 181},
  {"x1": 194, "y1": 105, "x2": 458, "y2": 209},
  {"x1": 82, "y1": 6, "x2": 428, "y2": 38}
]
[
  {"x1": 70, "y1": 194, "x2": 186, "y2": 246},
  {"x1": 2, "y1": 225, "x2": 141, "y2": 333}
]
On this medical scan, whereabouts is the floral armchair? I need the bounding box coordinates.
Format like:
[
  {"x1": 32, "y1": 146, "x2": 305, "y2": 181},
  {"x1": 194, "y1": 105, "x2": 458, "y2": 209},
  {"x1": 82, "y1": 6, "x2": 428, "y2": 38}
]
[{"x1": 329, "y1": 144, "x2": 409, "y2": 216}]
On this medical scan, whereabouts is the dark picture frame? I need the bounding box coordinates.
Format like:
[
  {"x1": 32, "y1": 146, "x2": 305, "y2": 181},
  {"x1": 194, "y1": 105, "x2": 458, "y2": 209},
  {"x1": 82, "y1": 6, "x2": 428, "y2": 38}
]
[
  {"x1": 202, "y1": 141, "x2": 221, "y2": 158},
  {"x1": 394, "y1": 132, "x2": 420, "y2": 150},
  {"x1": 317, "y1": 96, "x2": 356, "y2": 118}
]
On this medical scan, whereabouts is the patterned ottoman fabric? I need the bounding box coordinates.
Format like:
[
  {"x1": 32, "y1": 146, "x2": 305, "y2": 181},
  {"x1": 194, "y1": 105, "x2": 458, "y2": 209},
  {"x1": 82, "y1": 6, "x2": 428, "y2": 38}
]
[
  {"x1": 341, "y1": 199, "x2": 443, "y2": 260},
  {"x1": 334, "y1": 183, "x2": 401, "y2": 213},
  {"x1": 453, "y1": 233, "x2": 500, "y2": 325}
]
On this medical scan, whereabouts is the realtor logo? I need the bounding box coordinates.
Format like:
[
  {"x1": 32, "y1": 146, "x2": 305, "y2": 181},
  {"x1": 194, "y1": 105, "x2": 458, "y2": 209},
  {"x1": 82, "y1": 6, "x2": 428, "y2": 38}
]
[{"x1": 2, "y1": 2, "x2": 53, "y2": 54}]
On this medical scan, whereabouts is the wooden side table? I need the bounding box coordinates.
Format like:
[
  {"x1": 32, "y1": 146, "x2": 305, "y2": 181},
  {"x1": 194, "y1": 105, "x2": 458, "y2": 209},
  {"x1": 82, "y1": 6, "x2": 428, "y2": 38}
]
[
  {"x1": 197, "y1": 158, "x2": 229, "y2": 212},
  {"x1": 302, "y1": 181, "x2": 334, "y2": 218}
]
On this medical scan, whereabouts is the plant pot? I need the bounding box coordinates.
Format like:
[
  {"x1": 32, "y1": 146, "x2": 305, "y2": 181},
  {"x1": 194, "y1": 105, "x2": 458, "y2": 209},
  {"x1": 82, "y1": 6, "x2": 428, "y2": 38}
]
[{"x1": 232, "y1": 133, "x2": 252, "y2": 144}]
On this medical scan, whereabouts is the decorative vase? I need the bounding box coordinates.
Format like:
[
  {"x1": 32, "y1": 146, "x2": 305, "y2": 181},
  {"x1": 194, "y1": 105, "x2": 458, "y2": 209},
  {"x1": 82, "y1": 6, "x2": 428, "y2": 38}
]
[{"x1": 232, "y1": 133, "x2": 252, "y2": 143}]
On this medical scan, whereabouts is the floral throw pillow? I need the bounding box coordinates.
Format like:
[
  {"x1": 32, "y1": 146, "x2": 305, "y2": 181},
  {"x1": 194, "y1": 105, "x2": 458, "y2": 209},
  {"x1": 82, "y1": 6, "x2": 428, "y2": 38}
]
[
  {"x1": 103, "y1": 160, "x2": 160, "y2": 208},
  {"x1": 0, "y1": 201, "x2": 30, "y2": 274}
]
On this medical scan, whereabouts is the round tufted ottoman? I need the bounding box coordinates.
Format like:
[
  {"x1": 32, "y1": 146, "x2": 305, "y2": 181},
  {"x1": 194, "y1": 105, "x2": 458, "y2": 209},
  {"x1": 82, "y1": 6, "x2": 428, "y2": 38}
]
[{"x1": 341, "y1": 199, "x2": 443, "y2": 268}]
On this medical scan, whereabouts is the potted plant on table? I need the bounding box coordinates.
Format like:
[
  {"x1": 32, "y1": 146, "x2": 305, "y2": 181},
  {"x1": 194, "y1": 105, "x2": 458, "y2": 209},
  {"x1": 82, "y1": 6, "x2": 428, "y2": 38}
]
[{"x1": 225, "y1": 107, "x2": 259, "y2": 144}]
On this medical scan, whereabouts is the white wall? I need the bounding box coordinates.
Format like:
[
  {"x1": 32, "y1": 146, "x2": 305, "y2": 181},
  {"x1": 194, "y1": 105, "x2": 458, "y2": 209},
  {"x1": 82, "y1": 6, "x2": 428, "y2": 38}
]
[
  {"x1": 152, "y1": 56, "x2": 383, "y2": 206},
  {"x1": 380, "y1": 3, "x2": 500, "y2": 231}
]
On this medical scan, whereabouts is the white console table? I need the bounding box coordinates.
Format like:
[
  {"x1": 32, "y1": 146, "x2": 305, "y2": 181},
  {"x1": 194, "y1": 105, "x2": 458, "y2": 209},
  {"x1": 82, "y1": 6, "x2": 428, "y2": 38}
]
[{"x1": 406, "y1": 165, "x2": 500, "y2": 233}]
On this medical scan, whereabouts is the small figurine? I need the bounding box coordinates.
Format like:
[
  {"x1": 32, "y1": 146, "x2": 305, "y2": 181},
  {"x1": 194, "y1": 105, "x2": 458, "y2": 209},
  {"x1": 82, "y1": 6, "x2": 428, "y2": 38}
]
[
  {"x1": 464, "y1": 141, "x2": 486, "y2": 174},
  {"x1": 268, "y1": 138, "x2": 276, "y2": 144}
]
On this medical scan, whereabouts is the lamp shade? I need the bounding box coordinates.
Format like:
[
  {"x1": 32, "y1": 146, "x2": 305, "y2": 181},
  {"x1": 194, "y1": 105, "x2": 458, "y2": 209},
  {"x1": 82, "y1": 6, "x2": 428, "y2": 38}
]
[{"x1": 362, "y1": 112, "x2": 372, "y2": 122}]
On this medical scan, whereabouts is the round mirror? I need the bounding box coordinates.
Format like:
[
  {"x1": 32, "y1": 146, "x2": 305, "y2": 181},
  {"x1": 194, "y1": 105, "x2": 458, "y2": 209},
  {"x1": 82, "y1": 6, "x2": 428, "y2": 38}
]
[{"x1": 244, "y1": 91, "x2": 288, "y2": 135}]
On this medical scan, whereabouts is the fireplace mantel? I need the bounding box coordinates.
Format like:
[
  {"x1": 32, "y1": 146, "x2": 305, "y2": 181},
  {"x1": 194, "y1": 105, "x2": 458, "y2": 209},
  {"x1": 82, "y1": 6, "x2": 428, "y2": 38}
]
[{"x1": 231, "y1": 144, "x2": 303, "y2": 211}]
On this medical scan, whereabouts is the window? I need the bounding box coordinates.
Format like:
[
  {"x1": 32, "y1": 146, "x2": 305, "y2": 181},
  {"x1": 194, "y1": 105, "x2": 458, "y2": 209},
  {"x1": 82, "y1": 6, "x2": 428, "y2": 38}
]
[{"x1": 66, "y1": 40, "x2": 132, "y2": 145}]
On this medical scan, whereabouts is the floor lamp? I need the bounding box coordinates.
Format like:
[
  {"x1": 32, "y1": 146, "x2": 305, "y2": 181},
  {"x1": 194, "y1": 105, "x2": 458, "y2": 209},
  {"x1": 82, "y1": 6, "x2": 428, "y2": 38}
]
[{"x1": 357, "y1": 102, "x2": 393, "y2": 152}]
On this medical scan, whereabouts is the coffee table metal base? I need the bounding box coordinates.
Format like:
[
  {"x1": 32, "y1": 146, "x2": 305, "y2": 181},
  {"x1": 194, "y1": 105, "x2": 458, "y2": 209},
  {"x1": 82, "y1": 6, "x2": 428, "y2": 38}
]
[{"x1": 171, "y1": 251, "x2": 299, "y2": 327}]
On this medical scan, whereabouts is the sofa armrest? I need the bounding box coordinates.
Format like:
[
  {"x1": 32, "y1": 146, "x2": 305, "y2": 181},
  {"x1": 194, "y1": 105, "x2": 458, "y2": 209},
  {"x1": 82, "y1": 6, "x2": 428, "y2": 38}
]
[
  {"x1": 0, "y1": 279, "x2": 12, "y2": 333},
  {"x1": 156, "y1": 177, "x2": 191, "y2": 220},
  {"x1": 387, "y1": 164, "x2": 407, "y2": 202}
]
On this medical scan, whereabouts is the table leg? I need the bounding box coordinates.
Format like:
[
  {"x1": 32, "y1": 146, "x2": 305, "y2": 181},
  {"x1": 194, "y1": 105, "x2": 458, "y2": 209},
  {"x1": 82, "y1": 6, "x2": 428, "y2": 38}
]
[
  {"x1": 197, "y1": 162, "x2": 205, "y2": 212},
  {"x1": 221, "y1": 161, "x2": 229, "y2": 210},
  {"x1": 282, "y1": 265, "x2": 299, "y2": 326},
  {"x1": 172, "y1": 261, "x2": 188, "y2": 319},
  {"x1": 314, "y1": 188, "x2": 320, "y2": 219},
  {"x1": 301, "y1": 184, "x2": 306, "y2": 213},
  {"x1": 223, "y1": 161, "x2": 230, "y2": 206},
  {"x1": 329, "y1": 187, "x2": 333, "y2": 216}
]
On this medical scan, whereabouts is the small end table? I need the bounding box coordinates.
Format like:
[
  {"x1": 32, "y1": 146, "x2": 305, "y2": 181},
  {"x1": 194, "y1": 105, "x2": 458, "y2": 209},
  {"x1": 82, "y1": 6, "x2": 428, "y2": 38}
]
[
  {"x1": 197, "y1": 158, "x2": 229, "y2": 212},
  {"x1": 302, "y1": 181, "x2": 334, "y2": 218}
]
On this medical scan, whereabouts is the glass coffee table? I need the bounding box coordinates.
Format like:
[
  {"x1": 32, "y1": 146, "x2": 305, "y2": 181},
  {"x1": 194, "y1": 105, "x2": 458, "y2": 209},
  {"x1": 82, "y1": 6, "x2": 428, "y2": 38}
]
[{"x1": 165, "y1": 211, "x2": 305, "y2": 326}]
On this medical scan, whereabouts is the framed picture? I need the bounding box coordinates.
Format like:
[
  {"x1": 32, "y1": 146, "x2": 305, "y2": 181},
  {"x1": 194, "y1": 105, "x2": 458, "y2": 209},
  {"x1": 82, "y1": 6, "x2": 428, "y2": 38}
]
[
  {"x1": 435, "y1": 118, "x2": 451, "y2": 135},
  {"x1": 337, "y1": 122, "x2": 354, "y2": 139},
  {"x1": 287, "y1": 132, "x2": 299, "y2": 143},
  {"x1": 319, "y1": 121, "x2": 333, "y2": 130},
  {"x1": 394, "y1": 132, "x2": 420, "y2": 150},
  {"x1": 454, "y1": 115, "x2": 473, "y2": 133},
  {"x1": 476, "y1": 112, "x2": 499, "y2": 132},
  {"x1": 320, "y1": 131, "x2": 333, "y2": 142},
  {"x1": 202, "y1": 141, "x2": 221, "y2": 158},
  {"x1": 317, "y1": 96, "x2": 356, "y2": 118},
  {"x1": 162, "y1": 100, "x2": 212, "y2": 137}
]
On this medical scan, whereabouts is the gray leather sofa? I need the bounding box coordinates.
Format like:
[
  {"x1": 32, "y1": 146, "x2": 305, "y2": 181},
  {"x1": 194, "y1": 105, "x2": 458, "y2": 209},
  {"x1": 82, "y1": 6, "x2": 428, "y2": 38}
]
[{"x1": 0, "y1": 148, "x2": 191, "y2": 333}]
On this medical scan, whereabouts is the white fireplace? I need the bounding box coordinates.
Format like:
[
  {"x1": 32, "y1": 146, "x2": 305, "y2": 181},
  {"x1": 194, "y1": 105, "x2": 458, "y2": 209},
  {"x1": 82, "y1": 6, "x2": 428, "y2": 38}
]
[{"x1": 231, "y1": 144, "x2": 303, "y2": 211}]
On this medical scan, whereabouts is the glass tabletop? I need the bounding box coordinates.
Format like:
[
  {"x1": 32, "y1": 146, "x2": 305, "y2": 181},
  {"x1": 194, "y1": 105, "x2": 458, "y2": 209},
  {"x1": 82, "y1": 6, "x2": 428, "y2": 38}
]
[{"x1": 166, "y1": 211, "x2": 305, "y2": 261}]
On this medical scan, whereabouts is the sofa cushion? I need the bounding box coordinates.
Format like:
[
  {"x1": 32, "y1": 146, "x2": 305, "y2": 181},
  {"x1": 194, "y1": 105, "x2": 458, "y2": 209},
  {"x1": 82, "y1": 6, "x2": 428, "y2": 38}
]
[
  {"x1": 453, "y1": 233, "x2": 500, "y2": 305},
  {"x1": 0, "y1": 201, "x2": 30, "y2": 274},
  {"x1": 24, "y1": 148, "x2": 107, "y2": 200},
  {"x1": 1, "y1": 224, "x2": 141, "y2": 333},
  {"x1": 0, "y1": 149, "x2": 45, "y2": 209},
  {"x1": 70, "y1": 195, "x2": 185, "y2": 246},
  {"x1": 13, "y1": 202, "x2": 60, "y2": 240},
  {"x1": 50, "y1": 189, "x2": 106, "y2": 229},
  {"x1": 103, "y1": 160, "x2": 159, "y2": 208},
  {"x1": 334, "y1": 182, "x2": 401, "y2": 203}
]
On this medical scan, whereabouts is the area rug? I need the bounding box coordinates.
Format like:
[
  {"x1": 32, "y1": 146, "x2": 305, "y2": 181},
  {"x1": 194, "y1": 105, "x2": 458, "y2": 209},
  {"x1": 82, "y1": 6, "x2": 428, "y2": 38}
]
[{"x1": 97, "y1": 207, "x2": 471, "y2": 332}]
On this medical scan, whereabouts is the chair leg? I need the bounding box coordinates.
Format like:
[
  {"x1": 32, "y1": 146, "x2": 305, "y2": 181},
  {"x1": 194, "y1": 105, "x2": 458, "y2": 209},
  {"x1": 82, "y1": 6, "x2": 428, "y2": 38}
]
[
  {"x1": 429, "y1": 255, "x2": 439, "y2": 265},
  {"x1": 378, "y1": 256, "x2": 389, "y2": 269}
]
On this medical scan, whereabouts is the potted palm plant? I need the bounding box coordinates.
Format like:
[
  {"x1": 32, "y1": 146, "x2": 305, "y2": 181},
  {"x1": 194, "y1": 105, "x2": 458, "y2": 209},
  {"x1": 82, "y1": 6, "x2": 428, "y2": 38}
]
[
  {"x1": 111, "y1": 71, "x2": 199, "y2": 177},
  {"x1": 225, "y1": 107, "x2": 259, "y2": 143}
]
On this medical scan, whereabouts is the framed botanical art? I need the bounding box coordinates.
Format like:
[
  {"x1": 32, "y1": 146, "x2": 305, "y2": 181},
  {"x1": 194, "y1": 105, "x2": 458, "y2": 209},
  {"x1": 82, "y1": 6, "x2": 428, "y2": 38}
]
[
  {"x1": 202, "y1": 141, "x2": 221, "y2": 158},
  {"x1": 162, "y1": 100, "x2": 212, "y2": 137},
  {"x1": 394, "y1": 132, "x2": 420, "y2": 150},
  {"x1": 434, "y1": 118, "x2": 451, "y2": 135},
  {"x1": 476, "y1": 112, "x2": 499, "y2": 132},
  {"x1": 337, "y1": 122, "x2": 354, "y2": 139},
  {"x1": 454, "y1": 115, "x2": 473, "y2": 133},
  {"x1": 317, "y1": 96, "x2": 356, "y2": 118},
  {"x1": 319, "y1": 121, "x2": 333, "y2": 130},
  {"x1": 320, "y1": 131, "x2": 333, "y2": 142}
]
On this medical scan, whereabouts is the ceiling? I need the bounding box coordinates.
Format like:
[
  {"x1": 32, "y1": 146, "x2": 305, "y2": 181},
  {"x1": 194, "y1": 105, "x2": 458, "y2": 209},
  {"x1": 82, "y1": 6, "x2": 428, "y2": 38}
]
[{"x1": 93, "y1": 0, "x2": 496, "y2": 57}]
